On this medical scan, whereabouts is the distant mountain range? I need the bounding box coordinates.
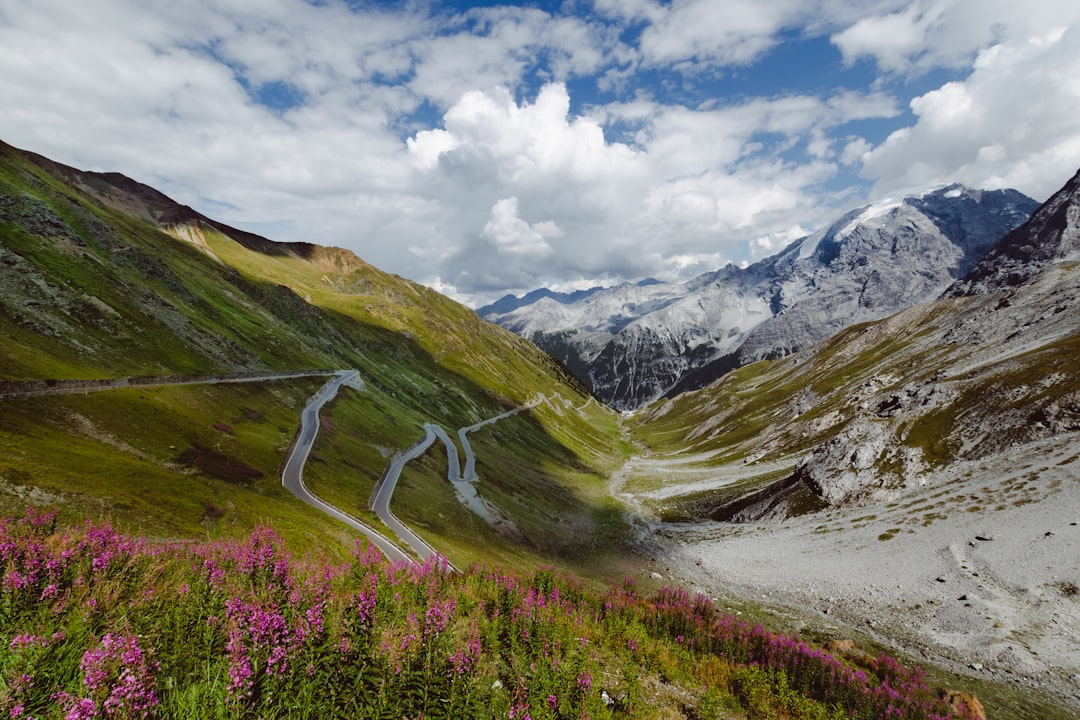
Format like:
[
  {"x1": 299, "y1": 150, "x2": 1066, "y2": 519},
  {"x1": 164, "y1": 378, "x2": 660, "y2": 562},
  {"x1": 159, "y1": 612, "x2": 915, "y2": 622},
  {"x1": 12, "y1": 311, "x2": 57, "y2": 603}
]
[
  {"x1": 636, "y1": 164, "x2": 1080, "y2": 521},
  {"x1": 5, "y1": 139, "x2": 1080, "y2": 713},
  {"x1": 480, "y1": 185, "x2": 1039, "y2": 409}
]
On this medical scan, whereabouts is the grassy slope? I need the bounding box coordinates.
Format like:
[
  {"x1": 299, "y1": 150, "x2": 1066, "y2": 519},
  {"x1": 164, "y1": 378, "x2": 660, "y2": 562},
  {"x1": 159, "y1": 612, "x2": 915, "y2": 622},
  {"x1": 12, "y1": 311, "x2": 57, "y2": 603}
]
[
  {"x1": 624, "y1": 301, "x2": 981, "y2": 515},
  {"x1": 0, "y1": 380, "x2": 370, "y2": 561},
  {"x1": 0, "y1": 141, "x2": 629, "y2": 571},
  {"x1": 0, "y1": 512, "x2": 983, "y2": 720}
]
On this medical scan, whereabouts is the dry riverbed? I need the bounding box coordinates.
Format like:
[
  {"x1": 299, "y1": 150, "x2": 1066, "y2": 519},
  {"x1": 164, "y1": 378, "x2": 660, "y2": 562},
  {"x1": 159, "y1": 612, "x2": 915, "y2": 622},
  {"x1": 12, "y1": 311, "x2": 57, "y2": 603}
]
[{"x1": 619, "y1": 433, "x2": 1080, "y2": 711}]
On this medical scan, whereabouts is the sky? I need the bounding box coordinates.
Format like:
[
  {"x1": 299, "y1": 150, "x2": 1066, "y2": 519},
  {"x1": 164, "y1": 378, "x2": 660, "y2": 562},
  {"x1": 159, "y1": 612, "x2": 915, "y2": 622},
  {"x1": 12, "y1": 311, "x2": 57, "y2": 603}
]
[{"x1": 2, "y1": 1, "x2": 1079, "y2": 307}]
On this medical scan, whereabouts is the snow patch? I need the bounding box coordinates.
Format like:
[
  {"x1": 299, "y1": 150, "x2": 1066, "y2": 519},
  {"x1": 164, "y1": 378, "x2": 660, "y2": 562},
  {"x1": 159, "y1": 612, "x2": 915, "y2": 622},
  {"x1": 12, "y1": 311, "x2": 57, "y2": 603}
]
[{"x1": 836, "y1": 198, "x2": 903, "y2": 240}]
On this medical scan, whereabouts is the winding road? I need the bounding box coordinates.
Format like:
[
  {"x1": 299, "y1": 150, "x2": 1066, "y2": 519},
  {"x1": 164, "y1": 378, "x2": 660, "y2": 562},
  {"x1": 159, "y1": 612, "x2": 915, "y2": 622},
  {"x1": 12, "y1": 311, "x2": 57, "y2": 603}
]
[
  {"x1": 6, "y1": 366, "x2": 548, "y2": 567},
  {"x1": 280, "y1": 371, "x2": 414, "y2": 564}
]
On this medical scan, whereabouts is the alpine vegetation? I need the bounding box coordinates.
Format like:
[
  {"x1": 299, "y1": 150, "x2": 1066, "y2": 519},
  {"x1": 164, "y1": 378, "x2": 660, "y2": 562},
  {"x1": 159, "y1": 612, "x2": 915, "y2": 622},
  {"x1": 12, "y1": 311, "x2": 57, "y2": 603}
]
[{"x1": 0, "y1": 510, "x2": 982, "y2": 720}]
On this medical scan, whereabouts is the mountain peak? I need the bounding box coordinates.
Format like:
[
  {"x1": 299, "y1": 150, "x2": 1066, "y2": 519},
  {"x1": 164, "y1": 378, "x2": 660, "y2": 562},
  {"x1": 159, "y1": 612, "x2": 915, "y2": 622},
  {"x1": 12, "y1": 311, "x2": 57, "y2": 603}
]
[
  {"x1": 484, "y1": 182, "x2": 1040, "y2": 409},
  {"x1": 945, "y1": 168, "x2": 1080, "y2": 297}
]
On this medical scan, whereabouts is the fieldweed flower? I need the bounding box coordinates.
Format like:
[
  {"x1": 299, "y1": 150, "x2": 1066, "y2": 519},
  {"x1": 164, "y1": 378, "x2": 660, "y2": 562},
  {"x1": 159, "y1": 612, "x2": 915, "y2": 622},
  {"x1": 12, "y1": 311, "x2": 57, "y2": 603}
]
[
  {"x1": 0, "y1": 510, "x2": 975, "y2": 720},
  {"x1": 448, "y1": 635, "x2": 481, "y2": 678},
  {"x1": 55, "y1": 634, "x2": 160, "y2": 719},
  {"x1": 424, "y1": 597, "x2": 456, "y2": 638}
]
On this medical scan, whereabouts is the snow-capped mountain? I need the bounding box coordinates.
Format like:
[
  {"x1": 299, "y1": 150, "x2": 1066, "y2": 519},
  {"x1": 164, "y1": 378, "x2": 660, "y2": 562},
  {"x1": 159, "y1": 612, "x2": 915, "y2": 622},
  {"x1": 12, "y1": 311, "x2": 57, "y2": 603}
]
[{"x1": 480, "y1": 185, "x2": 1039, "y2": 409}]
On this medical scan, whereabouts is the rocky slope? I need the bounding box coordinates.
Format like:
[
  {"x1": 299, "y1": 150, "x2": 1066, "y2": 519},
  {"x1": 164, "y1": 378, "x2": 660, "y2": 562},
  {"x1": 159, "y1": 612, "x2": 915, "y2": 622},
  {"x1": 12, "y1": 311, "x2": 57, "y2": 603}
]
[
  {"x1": 482, "y1": 186, "x2": 1038, "y2": 409},
  {"x1": 946, "y1": 167, "x2": 1080, "y2": 296},
  {"x1": 618, "y1": 168, "x2": 1080, "y2": 710}
]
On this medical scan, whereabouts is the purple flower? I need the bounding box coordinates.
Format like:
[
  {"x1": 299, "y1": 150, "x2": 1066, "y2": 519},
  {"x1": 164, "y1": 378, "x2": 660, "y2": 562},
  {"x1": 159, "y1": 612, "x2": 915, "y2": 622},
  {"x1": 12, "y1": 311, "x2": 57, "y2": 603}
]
[
  {"x1": 62, "y1": 634, "x2": 159, "y2": 719},
  {"x1": 424, "y1": 598, "x2": 456, "y2": 638}
]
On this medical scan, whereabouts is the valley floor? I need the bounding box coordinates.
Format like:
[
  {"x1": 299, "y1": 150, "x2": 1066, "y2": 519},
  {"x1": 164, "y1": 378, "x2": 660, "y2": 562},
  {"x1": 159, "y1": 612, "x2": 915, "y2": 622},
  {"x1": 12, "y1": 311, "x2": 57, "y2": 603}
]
[{"x1": 619, "y1": 433, "x2": 1080, "y2": 712}]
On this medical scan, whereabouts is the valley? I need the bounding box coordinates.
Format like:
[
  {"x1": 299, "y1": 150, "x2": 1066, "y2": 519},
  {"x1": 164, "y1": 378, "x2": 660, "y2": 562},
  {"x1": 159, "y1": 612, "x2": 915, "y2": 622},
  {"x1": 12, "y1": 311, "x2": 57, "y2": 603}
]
[
  {"x1": 612, "y1": 433, "x2": 1080, "y2": 715},
  {"x1": 4, "y1": 139, "x2": 1080, "y2": 718}
]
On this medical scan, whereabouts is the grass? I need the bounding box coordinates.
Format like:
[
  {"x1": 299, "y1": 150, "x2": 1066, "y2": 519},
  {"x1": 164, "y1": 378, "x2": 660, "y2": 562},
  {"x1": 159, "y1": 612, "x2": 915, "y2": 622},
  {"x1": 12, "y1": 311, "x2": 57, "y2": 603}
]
[
  {"x1": 4, "y1": 139, "x2": 1079, "y2": 719},
  {"x1": 0, "y1": 380, "x2": 360, "y2": 560},
  {"x1": 0, "y1": 510, "x2": 988, "y2": 720},
  {"x1": 303, "y1": 383, "x2": 637, "y2": 581},
  {"x1": 1, "y1": 138, "x2": 632, "y2": 576}
]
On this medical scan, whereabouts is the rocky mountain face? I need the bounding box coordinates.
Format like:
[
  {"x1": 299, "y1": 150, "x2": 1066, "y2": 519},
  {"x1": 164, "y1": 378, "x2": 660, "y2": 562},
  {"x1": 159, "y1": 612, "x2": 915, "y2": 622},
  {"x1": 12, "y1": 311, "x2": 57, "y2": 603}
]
[
  {"x1": 945, "y1": 167, "x2": 1080, "y2": 296},
  {"x1": 632, "y1": 166, "x2": 1080, "y2": 519},
  {"x1": 481, "y1": 186, "x2": 1038, "y2": 409}
]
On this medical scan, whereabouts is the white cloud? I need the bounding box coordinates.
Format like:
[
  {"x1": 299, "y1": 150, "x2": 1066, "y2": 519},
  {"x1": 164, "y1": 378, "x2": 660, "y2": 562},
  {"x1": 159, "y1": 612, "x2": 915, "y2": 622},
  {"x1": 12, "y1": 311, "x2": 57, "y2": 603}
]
[
  {"x1": 841, "y1": 137, "x2": 873, "y2": 166},
  {"x1": 637, "y1": 0, "x2": 804, "y2": 67},
  {"x1": 749, "y1": 224, "x2": 811, "y2": 259},
  {"x1": 832, "y1": 0, "x2": 1080, "y2": 74},
  {"x1": 831, "y1": 3, "x2": 942, "y2": 71},
  {"x1": 405, "y1": 81, "x2": 895, "y2": 296},
  {"x1": 481, "y1": 197, "x2": 561, "y2": 258},
  {"x1": 1, "y1": 0, "x2": 1079, "y2": 307},
  {"x1": 860, "y1": 24, "x2": 1080, "y2": 199}
]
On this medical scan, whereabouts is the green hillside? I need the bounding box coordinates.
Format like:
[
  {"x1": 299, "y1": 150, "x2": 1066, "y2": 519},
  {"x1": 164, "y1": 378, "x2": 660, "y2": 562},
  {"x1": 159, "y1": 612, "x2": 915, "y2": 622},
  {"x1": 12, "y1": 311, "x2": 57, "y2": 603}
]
[
  {"x1": 0, "y1": 140, "x2": 628, "y2": 573},
  {"x1": 4, "y1": 141, "x2": 1078, "y2": 719}
]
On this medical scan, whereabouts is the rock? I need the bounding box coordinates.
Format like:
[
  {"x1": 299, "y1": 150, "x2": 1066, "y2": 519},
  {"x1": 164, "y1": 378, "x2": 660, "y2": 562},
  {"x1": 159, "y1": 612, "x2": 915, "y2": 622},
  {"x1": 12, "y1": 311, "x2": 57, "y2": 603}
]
[
  {"x1": 939, "y1": 689, "x2": 987, "y2": 720},
  {"x1": 935, "y1": 576, "x2": 947, "y2": 583},
  {"x1": 491, "y1": 679, "x2": 503, "y2": 690},
  {"x1": 650, "y1": 572, "x2": 663, "y2": 581},
  {"x1": 958, "y1": 594, "x2": 968, "y2": 601},
  {"x1": 485, "y1": 185, "x2": 1037, "y2": 409},
  {"x1": 793, "y1": 416, "x2": 891, "y2": 505},
  {"x1": 975, "y1": 535, "x2": 993, "y2": 542},
  {"x1": 826, "y1": 639, "x2": 859, "y2": 657}
]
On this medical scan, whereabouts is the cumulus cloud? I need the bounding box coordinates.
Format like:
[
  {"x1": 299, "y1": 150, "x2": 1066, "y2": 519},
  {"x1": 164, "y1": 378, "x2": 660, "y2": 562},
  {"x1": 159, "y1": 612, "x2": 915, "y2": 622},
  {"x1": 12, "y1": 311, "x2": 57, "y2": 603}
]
[
  {"x1": 481, "y1": 197, "x2": 561, "y2": 258},
  {"x1": 832, "y1": 0, "x2": 1080, "y2": 74},
  {"x1": 1, "y1": 0, "x2": 1078, "y2": 305},
  {"x1": 406, "y1": 81, "x2": 895, "y2": 295},
  {"x1": 860, "y1": 24, "x2": 1080, "y2": 199}
]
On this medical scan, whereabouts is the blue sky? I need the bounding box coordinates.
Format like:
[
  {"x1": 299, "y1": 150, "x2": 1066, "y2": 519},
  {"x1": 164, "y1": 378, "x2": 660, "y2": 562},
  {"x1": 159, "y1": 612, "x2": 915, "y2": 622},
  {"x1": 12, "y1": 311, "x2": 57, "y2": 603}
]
[{"x1": 2, "y1": 0, "x2": 1079, "y2": 305}]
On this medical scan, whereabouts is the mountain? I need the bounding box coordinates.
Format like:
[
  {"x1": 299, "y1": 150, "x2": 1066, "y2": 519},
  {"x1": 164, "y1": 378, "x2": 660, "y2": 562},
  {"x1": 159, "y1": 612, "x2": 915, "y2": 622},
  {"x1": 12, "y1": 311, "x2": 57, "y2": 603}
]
[
  {"x1": 476, "y1": 278, "x2": 664, "y2": 317},
  {"x1": 629, "y1": 166, "x2": 1080, "y2": 514},
  {"x1": 945, "y1": 167, "x2": 1080, "y2": 296},
  {"x1": 4, "y1": 140, "x2": 1078, "y2": 718},
  {"x1": 0, "y1": 140, "x2": 628, "y2": 575},
  {"x1": 619, "y1": 170, "x2": 1080, "y2": 707},
  {"x1": 481, "y1": 186, "x2": 1038, "y2": 409}
]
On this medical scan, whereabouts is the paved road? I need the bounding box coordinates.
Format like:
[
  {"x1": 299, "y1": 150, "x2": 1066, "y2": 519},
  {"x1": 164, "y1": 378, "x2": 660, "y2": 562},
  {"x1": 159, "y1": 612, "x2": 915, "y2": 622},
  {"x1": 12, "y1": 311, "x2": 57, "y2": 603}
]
[
  {"x1": 0, "y1": 370, "x2": 341, "y2": 400},
  {"x1": 369, "y1": 427, "x2": 446, "y2": 564},
  {"x1": 13, "y1": 366, "x2": 551, "y2": 567},
  {"x1": 457, "y1": 396, "x2": 544, "y2": 482},
  {"x1": 280, "y1": 370, "x2": 413, "y2": 564},
  {"x1": 367, "y1": 396, "x2": 547, "y2": 564}
]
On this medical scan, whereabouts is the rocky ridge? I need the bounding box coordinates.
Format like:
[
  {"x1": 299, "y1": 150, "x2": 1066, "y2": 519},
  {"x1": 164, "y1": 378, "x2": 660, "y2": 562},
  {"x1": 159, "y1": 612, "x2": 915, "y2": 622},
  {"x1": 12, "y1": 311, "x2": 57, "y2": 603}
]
[
  {"x1": 946, "y1": 167, "x2": 1080, "y2": 296},
  {"x1": 482, "y1": 186, "x2": 1038, "y2": 409},
  {"x1": 617, "y1": 169, "x2": 1080, "y2": 709}
]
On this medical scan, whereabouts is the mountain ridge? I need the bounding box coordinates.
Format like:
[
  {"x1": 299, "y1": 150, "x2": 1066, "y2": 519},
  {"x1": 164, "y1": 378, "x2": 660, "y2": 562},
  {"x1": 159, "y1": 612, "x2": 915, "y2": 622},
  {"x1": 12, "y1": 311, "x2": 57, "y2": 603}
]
[
  {"x1": 482, "y1": 184, "x2": 1038, "y2": 409},
  {"x1": 4, "y1": 139, "x2": 1080, "y2": 717},
  {"x1": 945, "y1": 167, "x2": 1080, "y2": 296}
]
